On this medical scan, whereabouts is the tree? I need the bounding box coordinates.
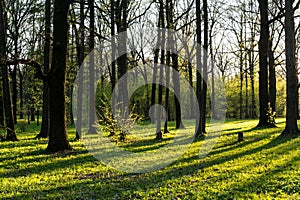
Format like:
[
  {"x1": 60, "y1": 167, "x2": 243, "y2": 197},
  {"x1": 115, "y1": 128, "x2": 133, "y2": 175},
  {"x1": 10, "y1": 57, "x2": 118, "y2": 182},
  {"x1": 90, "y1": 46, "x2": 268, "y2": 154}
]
[
  {"x1": 46, "y1": 0, "x2": 72, "y2": 152},
  {"x1": 201, "y1": 0, "x2": 208, "y2": 133},
  {"x1": 282, "y1": 0, "x2": 299, "y2": 135},
  {"x1": 257, "y1": 0, "x2": 274, "y2": 127},
  {"x1": 36, "y1": 0, "x2": 51, "y2": 139},
  {"x1": 195, "y1": 0, "x2": 202, "y2": 136},
  {"x1": 155, "y1": 0, "x2": 165, "y2": 140},
  {"x1": 88, "y1": 0, "x2": 97, "y2": 134},
  {"x1": 0, "y1": 0, "x2": 17, "y2": 141}
]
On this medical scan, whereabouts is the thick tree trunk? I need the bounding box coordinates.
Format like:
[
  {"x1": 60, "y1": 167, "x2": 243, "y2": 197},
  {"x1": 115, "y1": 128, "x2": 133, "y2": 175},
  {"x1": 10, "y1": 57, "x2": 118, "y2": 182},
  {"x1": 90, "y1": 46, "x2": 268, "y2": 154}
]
[
  {"x1": 282, "y1": 0, "x2": 299, "y2": 135},
  {"x1": 46, "y1": 0, "x2": 71, "y2": 152},
  {"x1": 0, "y1": 0, "x2": 17, "y2": 141},
  {"x1": 257, "y1": 0, "x2": 273, "y2": 127}
]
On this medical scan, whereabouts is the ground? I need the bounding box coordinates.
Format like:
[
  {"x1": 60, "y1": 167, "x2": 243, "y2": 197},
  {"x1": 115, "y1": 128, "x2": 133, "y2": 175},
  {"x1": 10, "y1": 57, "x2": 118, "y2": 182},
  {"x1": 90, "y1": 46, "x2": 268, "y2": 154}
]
[{"x1": 0, "y1": 118, "x2": 299, "y2": 199}]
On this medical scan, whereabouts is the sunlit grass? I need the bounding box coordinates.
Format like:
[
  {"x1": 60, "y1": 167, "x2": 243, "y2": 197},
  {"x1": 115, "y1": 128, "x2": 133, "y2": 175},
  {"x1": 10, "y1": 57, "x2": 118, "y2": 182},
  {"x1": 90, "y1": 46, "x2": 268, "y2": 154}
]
[{"x1": 0, "y1": 118, "x2": 300, "y2": 199}]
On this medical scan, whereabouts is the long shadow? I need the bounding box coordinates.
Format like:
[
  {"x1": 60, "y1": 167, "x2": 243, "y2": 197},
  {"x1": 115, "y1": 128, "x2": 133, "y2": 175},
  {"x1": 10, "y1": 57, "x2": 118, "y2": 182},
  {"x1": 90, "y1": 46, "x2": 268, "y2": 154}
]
[
  {"x1": 6, "y1": 133, "x2": 300, "y2": 199},
  {"x1": 0, "y1": 149, "x2": 94, "y2": 179},
  {"x1": 119, "y1": 137, "x2": 175, "y2": 153},
  {"x1": 213, "y1": 127, "x2": 280, "y2": 154},
  {"x1": 0, "y1": 138, "x2": 47, "y2": 149},
  {"x1": 225, "y1": 147, "x2": 300, "y2": 197}
]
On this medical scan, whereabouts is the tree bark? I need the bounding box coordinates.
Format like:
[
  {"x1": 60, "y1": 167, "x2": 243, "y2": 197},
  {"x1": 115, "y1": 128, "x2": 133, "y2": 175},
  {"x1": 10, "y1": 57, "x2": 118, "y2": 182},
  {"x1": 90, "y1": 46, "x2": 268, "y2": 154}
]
[
  {"x1": 155, "y1": 0, "x2": 165, "y2": 140},
  {"x1": 19, "y1": 70, "x2": 24, "y2": 119},
  {"x1": 46, "y1": 0, "x2": 72, "y2": 152},
  {"x1": 37, "y1": 0, "x2": 50, "y2": 139},
  {"x1": 195, "y1": 0, "x2": 203, "y2": 136},
  {"x1": 0, "y1": 0, "x2": 17, "y2": 141},
  {"x1": 257, "y1": 0, "x2": 273, "y2": 127},
  {"x1": 282, "y1": 0, "x2": 299, "y2": 135},
  {"x1": 0, "y1": 71, "x2": 4, "y2": 126},
  {"x1": 74, "y1": 0, "x2": 85, "y2": 140},
  {"x1": 268, "y1": 38, "x2": 276, "y2": 114},
  {"x1": 88, "y1": 0, "x2": 97, "y2": 134},
  {"x1": 201, "y1": 0, "x2": 208, "y2": 133}
]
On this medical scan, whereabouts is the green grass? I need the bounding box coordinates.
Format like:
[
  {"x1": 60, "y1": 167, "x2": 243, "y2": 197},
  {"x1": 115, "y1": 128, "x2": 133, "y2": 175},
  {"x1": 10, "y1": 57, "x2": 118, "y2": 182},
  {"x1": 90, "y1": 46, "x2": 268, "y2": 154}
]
[{"x1": 1, "y1": 118, "x2": 300, "y2": 199}]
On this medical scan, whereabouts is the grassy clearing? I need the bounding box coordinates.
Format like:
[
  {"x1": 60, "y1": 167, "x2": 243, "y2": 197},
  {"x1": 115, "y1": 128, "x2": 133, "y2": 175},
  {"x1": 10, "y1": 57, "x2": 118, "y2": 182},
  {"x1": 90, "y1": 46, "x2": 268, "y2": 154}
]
[{"x1": 0, "y1": 118, "x2": 300, "y2": 199}]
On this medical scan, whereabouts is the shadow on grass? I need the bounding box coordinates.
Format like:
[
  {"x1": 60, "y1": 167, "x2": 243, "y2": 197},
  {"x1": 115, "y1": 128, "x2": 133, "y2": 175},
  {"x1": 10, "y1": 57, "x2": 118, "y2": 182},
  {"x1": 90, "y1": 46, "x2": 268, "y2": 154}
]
[
  {"x1": 12, "y1": 131, "x2": 298, "y2": 199},
  {"x1": 5, "y1": 121, "x2": 300, "y2": 199},
  {"x1": 118, "y1": 137, "x2": 175, "y2": 153}
]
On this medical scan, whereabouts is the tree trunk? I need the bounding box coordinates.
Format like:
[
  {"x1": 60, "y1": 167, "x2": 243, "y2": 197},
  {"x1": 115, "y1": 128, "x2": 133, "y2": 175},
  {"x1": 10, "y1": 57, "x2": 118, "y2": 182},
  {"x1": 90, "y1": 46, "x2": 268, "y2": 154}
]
[
  {"x1": 11, "y1": 67, "x2": 17, "y2": 124},
  {"x1": 0, "y1": 0, "x2": 17, "y2": 141},
  {"x1": 268, "y1": 38, "x2": 276, "y2": 114},
  {"x1": 73, "y1": 0, "x2": 85, "y2": 140},
  {"x1": 30, "y1": 107, "x2": 35, "y2": 121},
  {"x1": 19, "y1": 70, "x2": 24, "y2": 119},
  {"x1": 282, "y1": 0, "x2": 299, "y2": 135},
  {"x1": 0, "y1": 72, "x2": 4, "y2": 126},
  {"x1": 37, "y1": 0, "x2": 50, "y2": 139},
  {"x1": 239, "y1": 13, "x2": 243, "y2": 119},
  {"x1": 195, "y1": 0, "x2": 203, "y2": 136},
  {"x1": 46, "y1": 0, "x2": 71, "y2": 152},
  {"x1": 88, "y1": 0, "x2": 97, "y2": 134},
  {"x1": 257, "y1": 0, "x2": 272, "y2": 127},
  {"x1": 155, "y1": 0, "x2": 165, "y2": 140},
  {"x1": 163, "y1": 0, "x2": 171, "y2": 134},
  {"x1": 201, "y1": 0, "x2": 208, "y2": 133}
]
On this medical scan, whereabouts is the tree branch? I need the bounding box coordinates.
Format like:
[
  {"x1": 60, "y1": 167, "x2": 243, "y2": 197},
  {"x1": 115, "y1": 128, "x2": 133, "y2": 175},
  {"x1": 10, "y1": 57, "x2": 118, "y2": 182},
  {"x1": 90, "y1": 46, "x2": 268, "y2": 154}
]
[{"x1": 5, "y1": 59, "x2": 47, "y2": 81}]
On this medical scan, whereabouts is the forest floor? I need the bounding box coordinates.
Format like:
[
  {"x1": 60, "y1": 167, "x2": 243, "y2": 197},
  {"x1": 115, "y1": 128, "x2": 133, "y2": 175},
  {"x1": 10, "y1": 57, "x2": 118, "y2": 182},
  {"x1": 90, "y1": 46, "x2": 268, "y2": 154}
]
[{"x1": 0, "y1": 118, "x2": 300, "y2": 199}]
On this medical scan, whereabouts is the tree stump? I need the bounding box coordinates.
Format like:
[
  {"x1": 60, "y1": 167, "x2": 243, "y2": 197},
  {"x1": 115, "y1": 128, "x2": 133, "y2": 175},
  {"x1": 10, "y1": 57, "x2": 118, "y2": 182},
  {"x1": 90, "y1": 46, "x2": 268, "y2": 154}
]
[{"x1": 238, "y1": 132, "x2": 244, "y2": 142}]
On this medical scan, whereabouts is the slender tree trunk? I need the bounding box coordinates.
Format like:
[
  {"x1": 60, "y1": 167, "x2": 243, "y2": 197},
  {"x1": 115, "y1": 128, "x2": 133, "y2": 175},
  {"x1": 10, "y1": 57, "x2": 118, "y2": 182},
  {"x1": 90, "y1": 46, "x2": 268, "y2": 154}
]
[
  {"x1": 0, "y1": 71, "x2": 4, "y2": 126},
  {"x1": 201, "y1": 0, "x2": 208, "y2": 133},
  {"x1": 46, "y1": 0, "x2": 72, "y2": 152},
  {"x1": 19, "y1": 70, "x2": 24, "y2": 119},
  {"x1": 268, "y1": 38, "x2": 276, "y2": 114},
  {"x1": 36, "y1": 109, "x2": 39, "y2": 126},
  {"x1": 188, "y1": 62, "x2": 194, "y2": 119},
  {"x1": 257, "y1": 0, "x2": 272, "y2": 127},
  {"x1": 30, "y1": 107, "x2": 35, "y2": 121},
  {"x1": 155, "y1": 0, "x2": 165, "y2": 140},
  {"x1": 73, "y1": 0, "x2": 85, "y2": 140},
  {"x1": 111, "y1": 0, "x2": 116, "y2": 92},
  {"x1": 239, "y1": 13, "x2": 243, "y2": 119},
  {"x1": 88, "y1": 0, "x2": 97, "y2": 134},
  {"x1": 0, "y1": 0, "x2": 17, "y2": 141},
  {"x1": 282, "y1": 0, "x2": 299, "y2": 135},
  {"x1": 11, "y1": 1, "x2": 18, "y2": 124},
  {"x1": 195, "y1": 0, "x2": 203, "y2": 136},
  {"x1": 245, "y1": 67, "x2": 249, "y2": 118},
  {"x1": 249, "y1": 50, "x2": 256, "y2": 118},
  {"x1": 12, "y1": 67, "x2": 17, "y2": 124},
  {"x1": 37, "y1": 0, "x2": 50, "y2": 139},
  {"x1": 164, "y1": 0, "x2": 171, "y2": 134}
]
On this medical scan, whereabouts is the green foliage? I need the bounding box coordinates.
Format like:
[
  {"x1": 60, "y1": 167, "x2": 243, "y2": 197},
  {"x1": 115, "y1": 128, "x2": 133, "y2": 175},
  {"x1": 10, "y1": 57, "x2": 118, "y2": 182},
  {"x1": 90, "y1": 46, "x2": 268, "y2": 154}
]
[
  {"x1": 1, "y1": 119, "x2": 300, "y2": 199},
  {"x1": 96, "y1": 88, "x2": 143, "y2": 141}
]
